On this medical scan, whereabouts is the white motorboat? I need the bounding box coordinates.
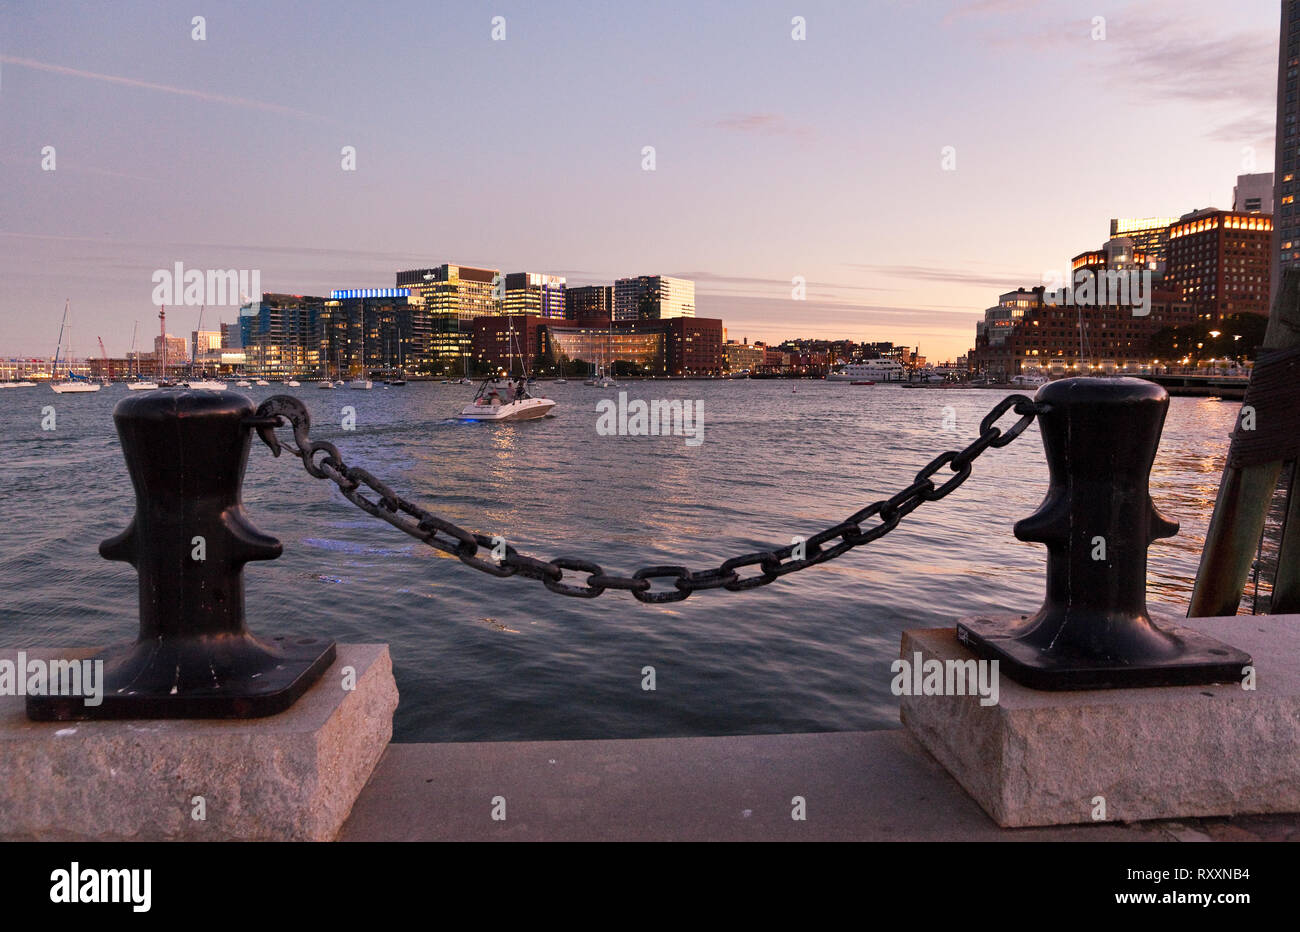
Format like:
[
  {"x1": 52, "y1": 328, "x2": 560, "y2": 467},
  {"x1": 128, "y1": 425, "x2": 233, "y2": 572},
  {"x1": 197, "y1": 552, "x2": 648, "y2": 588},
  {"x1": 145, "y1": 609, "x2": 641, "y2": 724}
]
[
  {"x1": 317, "y1": 380, "x2": 336, "y2": 389},
  {"x1": 286, "y1": 380, "x2": 301, "y2": 387},
  {"x1": 236, "y1": 380, "x2": 252, "y2": 387},
  {"x1": 459, "y1": 379, "x2": 555, "y2": 421},
  {"x1": 554, "y1": 378, "x2": 567, "y2": 384},
  {"x1": 255, "y1": 379, "x2": 270, "y2": 386},
  {"x1": 127, "y1": 380, "x2": 159, "y2": 391},
  {"x1": 0, "y1": 381, "x2": 36, "y2": 388},
  {"x1": 185, "y1": 380, "x2": 228, "y2": 390},
  {"x1": 461, "y1": 319, "x2": 554, "y2": 420},
  {"x1": 349, "y1": 378, "x2": 373, "y2": 390}
]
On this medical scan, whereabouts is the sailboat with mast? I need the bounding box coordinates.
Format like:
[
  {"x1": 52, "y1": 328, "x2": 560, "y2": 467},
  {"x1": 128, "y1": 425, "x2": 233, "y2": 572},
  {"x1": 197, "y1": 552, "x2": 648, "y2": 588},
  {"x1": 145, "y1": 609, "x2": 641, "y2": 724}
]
[
  {"x1": 318, "y1": 341, "x2": 342, "y2": 388},
  {"x1": 583, "y1": 317, "x2": 617, "y2": 387},
  {"x1": 49, "y1": 300, "x2": 101, "y2": 393},
  {"x1": 126, "y1": 320, "x2": 158, "y2": 390},
  {"x1": 349, "y1": 315, "x2": 372, "y2": 389},
  {"x1": 183, "y1": 306, "x2": 227, "y2": 390},
  {"x1": 452, "y1": 352, "x2": 472, "y2": 385},
  {"x1": 448, "y1": 320, "x2": 473, "y2": 385},
  {"x1": 383, "y1": 331, "x2": 406, "y2": 385}
]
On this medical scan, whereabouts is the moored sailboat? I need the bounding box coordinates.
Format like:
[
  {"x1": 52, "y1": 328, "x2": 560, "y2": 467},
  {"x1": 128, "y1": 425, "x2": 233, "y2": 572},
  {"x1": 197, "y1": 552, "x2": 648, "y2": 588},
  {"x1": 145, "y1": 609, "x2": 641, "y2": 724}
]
[
  {"x1": 49, "y1": 300, "x2": 101, "y2": 393},
  {"x1": 126, "y1": 321, "x2": 158, "y2": 389},
  {"x1": 182, "y1": 306, "x2": 227, "y2": 389}
]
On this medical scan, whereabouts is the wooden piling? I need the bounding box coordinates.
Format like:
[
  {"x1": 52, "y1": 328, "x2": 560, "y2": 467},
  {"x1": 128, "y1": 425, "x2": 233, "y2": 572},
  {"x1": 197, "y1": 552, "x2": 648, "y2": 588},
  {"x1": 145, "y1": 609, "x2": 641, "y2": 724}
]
[{"x1": 1189, "y1": 268, "x2": 1300, "y2": 617}]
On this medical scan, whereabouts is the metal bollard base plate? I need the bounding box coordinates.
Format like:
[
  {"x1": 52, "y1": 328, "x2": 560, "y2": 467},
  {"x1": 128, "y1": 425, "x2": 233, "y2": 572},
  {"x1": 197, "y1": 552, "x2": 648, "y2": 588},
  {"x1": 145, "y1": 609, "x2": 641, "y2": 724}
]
[
  {"x1": 25, "y1": 635, "x2": 336, "y2": 720},
  {"x1": 956, "y1": 616, "x2": 1251, "y2": 690}
]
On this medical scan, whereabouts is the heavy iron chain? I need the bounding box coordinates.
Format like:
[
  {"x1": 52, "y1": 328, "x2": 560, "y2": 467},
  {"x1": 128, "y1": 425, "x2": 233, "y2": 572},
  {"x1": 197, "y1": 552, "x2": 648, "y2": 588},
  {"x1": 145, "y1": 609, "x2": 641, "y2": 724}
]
[{"x1": 249, "y1": 393, "x2": 1042, "y2": 603}]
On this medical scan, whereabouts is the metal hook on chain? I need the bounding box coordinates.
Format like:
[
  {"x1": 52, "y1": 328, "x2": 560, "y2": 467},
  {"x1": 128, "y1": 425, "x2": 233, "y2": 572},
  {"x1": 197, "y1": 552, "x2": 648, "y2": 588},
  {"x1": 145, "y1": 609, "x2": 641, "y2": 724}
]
[{"x1": 248, "y1": 395, "x2": 315, "y2": 459}]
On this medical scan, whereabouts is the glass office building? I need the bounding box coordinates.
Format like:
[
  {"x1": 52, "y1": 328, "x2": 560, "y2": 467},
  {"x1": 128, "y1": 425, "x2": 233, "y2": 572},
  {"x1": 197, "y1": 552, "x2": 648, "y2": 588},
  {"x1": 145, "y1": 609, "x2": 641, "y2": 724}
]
[
  {"x1": 325, "y1": 289, "x2": 415, "y2": 375},
  {"x1": 613, "y1": 276, "x2": 696, "y2": 321},
  {"x1": 397, "y1": 264, "x2": 499, "y2": 372},
  {"x1": 238, "y1": 293, "x2": 326, "y2": 378},
  {"x1": 503, "y1": 272, "x2": 566, "y2": 320}
]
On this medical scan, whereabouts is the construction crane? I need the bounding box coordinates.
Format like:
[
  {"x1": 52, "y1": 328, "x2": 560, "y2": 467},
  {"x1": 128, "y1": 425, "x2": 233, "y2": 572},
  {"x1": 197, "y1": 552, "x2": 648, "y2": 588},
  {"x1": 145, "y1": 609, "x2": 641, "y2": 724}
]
[{"x1": 97, "y1": 336, "x2": 112, "y2": 381}]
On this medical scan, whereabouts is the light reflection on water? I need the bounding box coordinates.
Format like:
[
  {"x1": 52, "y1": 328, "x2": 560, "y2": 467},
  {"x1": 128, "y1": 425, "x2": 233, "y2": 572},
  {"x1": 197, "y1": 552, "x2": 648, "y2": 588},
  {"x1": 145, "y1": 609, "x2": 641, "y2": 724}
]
[{"x1": 0, "y1": 380, "x2": 1259, "y2": 741}]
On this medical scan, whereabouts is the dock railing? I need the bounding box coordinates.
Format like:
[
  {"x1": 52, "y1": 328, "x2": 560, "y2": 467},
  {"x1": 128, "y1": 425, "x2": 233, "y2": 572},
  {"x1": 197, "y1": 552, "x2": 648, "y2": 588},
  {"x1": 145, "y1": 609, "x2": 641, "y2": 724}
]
[{"x1": 31, "y1": 369, "x2": 1262, "y2": 722}]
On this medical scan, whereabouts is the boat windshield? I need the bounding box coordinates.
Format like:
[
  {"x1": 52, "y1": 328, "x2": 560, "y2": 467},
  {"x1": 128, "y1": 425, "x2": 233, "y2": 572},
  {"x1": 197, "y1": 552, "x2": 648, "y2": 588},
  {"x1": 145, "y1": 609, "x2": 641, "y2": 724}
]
[{"x1": 473, "y1": 377, "x2": 530, "y2": 403}]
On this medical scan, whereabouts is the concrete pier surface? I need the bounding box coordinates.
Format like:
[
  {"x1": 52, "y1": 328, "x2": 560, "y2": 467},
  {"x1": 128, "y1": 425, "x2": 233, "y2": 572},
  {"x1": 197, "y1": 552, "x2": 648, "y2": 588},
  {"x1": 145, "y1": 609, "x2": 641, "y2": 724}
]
[
  {"x1": 0, "y1": 644, "x2": 397, "y2": 841},
  {"x1": 339, "y1": 729, "x2": 1300, "y2": 842},
  {"x1": 6, "y1": 628, "x2": 1296, "y2": 840},
  {"x1": 902, "y1": 614, "x2": 1300, "y2": 827},
  {"x1": 342, "y1": 612, "x2": 1300, "y2": 841}
]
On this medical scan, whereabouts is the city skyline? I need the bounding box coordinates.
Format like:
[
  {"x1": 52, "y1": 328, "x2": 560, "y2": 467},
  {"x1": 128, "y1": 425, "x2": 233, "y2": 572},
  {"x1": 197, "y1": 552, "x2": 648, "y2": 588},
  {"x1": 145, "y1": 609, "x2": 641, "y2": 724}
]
[{"x1": 0, "y1": 0, "x2": 1281, "y2": 360}]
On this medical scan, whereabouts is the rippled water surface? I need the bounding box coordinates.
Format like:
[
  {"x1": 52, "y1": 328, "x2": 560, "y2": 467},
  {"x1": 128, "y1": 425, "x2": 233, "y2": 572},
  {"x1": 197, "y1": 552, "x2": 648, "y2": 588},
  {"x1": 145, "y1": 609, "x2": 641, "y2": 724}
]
[{"x1": 0, "y1": 380, "x2": 1239, "y2": 741}]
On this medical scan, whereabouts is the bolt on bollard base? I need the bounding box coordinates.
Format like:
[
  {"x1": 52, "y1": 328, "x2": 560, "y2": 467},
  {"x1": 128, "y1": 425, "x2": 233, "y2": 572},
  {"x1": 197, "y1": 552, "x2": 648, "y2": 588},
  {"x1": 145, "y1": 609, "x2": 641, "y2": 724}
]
[
  {"x1": 957, "y1": 378, "x2": 1251, "y2": 690},
  {"x1": 26, "y1": 389, "x2": 336, "y2": 720},
  {"x1": 956, "y1": 616, "x2": 1249, "y2": 690},
  {"x1": 25, "y1": 635, "x2": 338, "y2": 721}
]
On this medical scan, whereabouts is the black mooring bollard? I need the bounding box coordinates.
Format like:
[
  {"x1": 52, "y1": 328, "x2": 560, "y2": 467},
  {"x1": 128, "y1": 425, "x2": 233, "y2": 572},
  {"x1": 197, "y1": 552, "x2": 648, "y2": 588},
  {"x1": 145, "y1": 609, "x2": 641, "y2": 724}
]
[
  {"x1": 957, "y1": 377, "x2": 1251, "y2": 689},
  {"x1": 27, "y1": 389, "x2": 336, "y2": 720}
]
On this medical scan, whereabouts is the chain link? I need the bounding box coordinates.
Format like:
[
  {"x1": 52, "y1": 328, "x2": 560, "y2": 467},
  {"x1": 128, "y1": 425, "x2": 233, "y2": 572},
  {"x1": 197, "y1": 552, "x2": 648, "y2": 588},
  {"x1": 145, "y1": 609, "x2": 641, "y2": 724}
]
[{"x1": 252, "y1": 393, "x2": 1042, "y2": 602}]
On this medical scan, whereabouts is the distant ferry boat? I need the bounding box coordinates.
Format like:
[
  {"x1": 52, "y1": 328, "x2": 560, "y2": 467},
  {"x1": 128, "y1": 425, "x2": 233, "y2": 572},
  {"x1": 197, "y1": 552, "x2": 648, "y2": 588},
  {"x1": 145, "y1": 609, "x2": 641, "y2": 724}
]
[{"x1": 826, "y1": 360, "x2": 906, "y2": 382}]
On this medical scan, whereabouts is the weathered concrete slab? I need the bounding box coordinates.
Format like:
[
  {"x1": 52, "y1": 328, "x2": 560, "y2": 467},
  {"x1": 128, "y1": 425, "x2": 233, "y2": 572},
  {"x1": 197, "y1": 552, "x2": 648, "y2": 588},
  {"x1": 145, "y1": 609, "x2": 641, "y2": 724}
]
[
  {"x1": 339, "y1": 729, "x2": 1184, "y2": 841},
  {"x1": 0, "y1": 644, "x2": 397, "y2": 841},
  {"x1": 901, "y1": 615, "x2": 1300, "y2": 827}
]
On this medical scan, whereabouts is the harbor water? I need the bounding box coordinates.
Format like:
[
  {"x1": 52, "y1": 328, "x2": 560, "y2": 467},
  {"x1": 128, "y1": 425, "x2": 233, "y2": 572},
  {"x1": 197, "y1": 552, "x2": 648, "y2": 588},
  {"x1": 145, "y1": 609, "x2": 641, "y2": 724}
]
[{"x1": 0, "y1": 380, "x2": 1243, "y2": 741}]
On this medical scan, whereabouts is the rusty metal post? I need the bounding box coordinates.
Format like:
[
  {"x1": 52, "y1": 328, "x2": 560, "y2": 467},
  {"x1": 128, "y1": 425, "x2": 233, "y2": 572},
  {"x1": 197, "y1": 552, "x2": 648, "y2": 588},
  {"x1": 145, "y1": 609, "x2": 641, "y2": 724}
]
[
  {"x1": 958, "y1": 377, "x2": 1251, "y2": 689},
  {"x1": 27, "y1": 389, "x2": 335, "y2": 720}
]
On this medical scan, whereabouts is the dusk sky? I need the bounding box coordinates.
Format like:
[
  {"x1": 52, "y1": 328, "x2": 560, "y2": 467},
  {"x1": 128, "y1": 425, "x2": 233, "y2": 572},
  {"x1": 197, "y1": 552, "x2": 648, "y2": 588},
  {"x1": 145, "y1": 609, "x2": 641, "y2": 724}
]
[{"x1": 0, "y1": 0, "x2": 1282, "y2": 362}]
